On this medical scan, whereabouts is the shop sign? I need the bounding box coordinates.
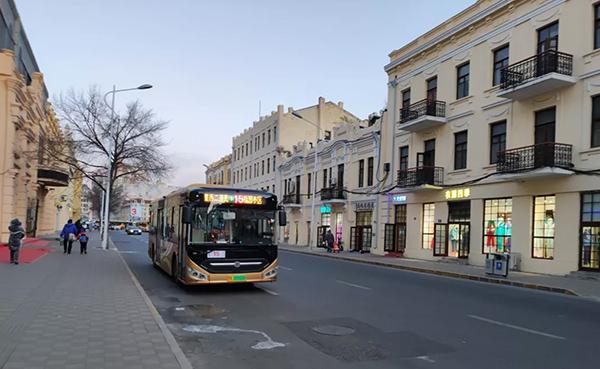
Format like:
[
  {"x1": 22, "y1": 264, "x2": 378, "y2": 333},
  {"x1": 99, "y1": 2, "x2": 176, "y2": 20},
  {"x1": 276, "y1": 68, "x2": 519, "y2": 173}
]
[
  {"x1": 391, "y1": 194, "x2": 407, "y2": 203},
  {"x1": 354, "y1": 201, "x2": 374, "y2": 211},
  {"x1": 445, "y1": 188, "x2": 471, "y2": 201},
  {"x1": 320, "y1": 205, "x2": 332, "y2": 214}
]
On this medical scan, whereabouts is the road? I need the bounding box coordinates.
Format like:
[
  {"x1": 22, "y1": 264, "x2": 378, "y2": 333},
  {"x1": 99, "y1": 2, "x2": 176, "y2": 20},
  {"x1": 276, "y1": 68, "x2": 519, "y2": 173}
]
[{"x1": 112, "y1": 232, "x2": 600, "y2": 369}]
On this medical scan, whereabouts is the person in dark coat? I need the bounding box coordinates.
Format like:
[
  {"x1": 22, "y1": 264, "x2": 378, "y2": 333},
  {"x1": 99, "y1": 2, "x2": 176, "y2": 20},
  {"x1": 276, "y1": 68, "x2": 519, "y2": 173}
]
[
  {"x1": 60, "y1": 219, "x2": 78, "y2": 254},
  {"x1": 325, "y1": 229, "x2": 335, "y2": 253},
  {"x1": 8, "y1": 218, "x2": 25, "y2": 265}
]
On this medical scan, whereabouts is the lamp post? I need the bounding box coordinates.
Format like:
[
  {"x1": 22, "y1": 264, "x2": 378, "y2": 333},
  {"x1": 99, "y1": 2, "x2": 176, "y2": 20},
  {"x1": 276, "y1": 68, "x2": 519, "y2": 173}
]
[
  {"x1": 101, "y1": 84, "x2": 153, "y2": 250},
  {"x1": 291, "y1": 111, "x2": 323, "y2": 250}
]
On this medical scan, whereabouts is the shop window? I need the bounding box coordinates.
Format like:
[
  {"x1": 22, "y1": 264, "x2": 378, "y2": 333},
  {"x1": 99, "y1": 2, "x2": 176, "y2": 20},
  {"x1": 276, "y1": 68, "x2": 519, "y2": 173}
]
[
  {"x1": 356, "y1": 211, "x2": 372, "y2": 225},
  {"x1": 483, "y1": 198, "x2": 512, "y2": 253},
  {"x1": 581, "y1": 192, "x2": 600, "y2": 270},
  {"x1": 422, "y1": 203, "x2": 435, "y2": 249},
  {"x1": 532, "y1": 195, "x2": 555, "y2": 259}
]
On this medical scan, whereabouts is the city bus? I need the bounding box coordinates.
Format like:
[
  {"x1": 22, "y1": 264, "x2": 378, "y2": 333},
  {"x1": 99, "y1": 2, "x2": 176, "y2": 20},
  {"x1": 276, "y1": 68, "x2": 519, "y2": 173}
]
[{"x1": 148, "y1": 185, "x2": 285, "y2": 285}]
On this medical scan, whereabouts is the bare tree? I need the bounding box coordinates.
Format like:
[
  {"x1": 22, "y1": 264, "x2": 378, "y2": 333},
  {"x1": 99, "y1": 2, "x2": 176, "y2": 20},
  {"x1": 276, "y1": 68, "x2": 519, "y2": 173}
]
[
  {"x1": 45, "y1": 86, "x2": 171, "y2": 196},
  {"x1": 90, "y1": 182, "x2": 125, "y2": 215}
]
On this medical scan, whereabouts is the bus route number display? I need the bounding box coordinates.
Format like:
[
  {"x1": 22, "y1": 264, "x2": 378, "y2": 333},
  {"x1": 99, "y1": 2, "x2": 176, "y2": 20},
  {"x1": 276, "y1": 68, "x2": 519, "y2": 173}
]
[{"x1": 203, "y1": 193, "x2": 264, "y2": 205}]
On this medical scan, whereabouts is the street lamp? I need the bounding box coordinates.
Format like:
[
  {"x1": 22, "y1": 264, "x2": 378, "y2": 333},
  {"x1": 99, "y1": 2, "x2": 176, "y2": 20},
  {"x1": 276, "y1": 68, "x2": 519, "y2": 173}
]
[
  {"x1": 101, "y1": 84, "x2": 153, "y2": 250},
  {"x1": 290, "y1": 111, "x2": 323, "y2": 250}
]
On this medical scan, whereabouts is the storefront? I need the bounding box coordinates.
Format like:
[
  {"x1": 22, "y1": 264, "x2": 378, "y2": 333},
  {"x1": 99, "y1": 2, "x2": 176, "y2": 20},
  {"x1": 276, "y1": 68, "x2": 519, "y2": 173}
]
[
  {"x1": 482, "y1": 198, "x2": 513, "y2": 254},
  {"x1": 447, "y1": 200, "x2": 470, "y2": 258},
  {"x1": 384, "y1": 195, "x2": 407, "y2": 254},
  {"x1": 317, "y1": 208, "x2": 332, "y2": 248},
  {"x1": 351, "y1": 201, "x2": 373, "y2": 252},
  {"x1": 581, "y1": 192, "x2": 600, "y2": 271}
]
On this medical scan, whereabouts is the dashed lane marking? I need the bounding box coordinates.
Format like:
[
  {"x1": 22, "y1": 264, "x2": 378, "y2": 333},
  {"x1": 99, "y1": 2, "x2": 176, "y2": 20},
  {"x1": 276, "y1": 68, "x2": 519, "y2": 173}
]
[
  {"x1": 467, "y1": 314, "x2": 566, "y2": 340},
  {"x1": 335, "y1": 280, "x2": 371, "y2": 290}
]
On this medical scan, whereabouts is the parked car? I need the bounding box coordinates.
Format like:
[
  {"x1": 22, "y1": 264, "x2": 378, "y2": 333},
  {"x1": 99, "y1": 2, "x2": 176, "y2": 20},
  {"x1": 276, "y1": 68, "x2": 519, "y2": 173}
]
[{"x1": 125, "y1": 226, "x2": 142, "y2": 235}]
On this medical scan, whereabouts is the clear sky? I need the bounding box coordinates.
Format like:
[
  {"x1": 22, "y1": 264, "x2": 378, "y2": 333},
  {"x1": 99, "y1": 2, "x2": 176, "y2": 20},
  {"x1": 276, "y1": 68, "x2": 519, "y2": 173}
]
[{"x1": 17, "y1": 0, "x2": 474, "y2": 186}]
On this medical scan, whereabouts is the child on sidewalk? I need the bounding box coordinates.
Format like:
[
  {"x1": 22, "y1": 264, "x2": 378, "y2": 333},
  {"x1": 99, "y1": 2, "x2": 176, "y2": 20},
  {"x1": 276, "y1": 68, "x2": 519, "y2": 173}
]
[{"x1": 78, "y1": 231, "x2": 89, "y2": 255}]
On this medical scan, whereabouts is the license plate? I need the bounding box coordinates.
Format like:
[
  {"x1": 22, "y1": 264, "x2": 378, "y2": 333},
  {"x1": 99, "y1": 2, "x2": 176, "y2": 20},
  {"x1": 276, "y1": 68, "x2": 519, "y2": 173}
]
[
  {"x1": 231, "y1": 275, "x2": 247, "y2": 282},
  {"x1": 207, "y1": 250, "x2": 226, "y2": 258}
]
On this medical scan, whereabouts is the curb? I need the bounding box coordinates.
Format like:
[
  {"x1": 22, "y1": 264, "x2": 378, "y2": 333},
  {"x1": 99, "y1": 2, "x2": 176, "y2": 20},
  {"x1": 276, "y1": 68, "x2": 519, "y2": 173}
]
[
  {"x1": 280, "y1": 247, "x2": 579, "y2": 297},
  {"x1": 112, "y1": 239, "x2": 194, "y2": 369}
]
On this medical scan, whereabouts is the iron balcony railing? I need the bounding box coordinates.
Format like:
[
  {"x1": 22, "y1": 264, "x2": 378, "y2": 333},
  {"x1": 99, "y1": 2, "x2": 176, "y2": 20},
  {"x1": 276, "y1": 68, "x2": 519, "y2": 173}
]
[
  {"x1": 282, "y1": 193, "x2": 301, "y2": 205},
  {"x1": 397, "y1": 166, "x2": 444, "y2": 187},
  {"x1": 399, "y1": 99, "x2": 446, "y2": 124},
  {"x1": 500, "y1": 50, "x2": 573, "y2": 90},
  {"x1": 321, "y1": 186, "x2": 346, "y2": 201},
  {"x1": 496, "y1": 143, "x2": 573, "y2": 173}
]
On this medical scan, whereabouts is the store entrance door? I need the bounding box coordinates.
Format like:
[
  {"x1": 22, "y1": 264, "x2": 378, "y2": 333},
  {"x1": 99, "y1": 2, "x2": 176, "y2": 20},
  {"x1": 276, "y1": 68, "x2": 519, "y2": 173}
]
[
  {"x1": 448, "y1": 201, "x2": 471, "y2": 258},
  {"x1": 350, "y1": 226, "x2": 372, "y2": 253}
]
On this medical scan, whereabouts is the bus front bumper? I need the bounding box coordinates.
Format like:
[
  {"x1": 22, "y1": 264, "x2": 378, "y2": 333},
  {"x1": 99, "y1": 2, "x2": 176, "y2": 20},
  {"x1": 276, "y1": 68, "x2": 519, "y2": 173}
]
[{"x1": 183, "y1": 258, "x2": 278, "y2": 284}]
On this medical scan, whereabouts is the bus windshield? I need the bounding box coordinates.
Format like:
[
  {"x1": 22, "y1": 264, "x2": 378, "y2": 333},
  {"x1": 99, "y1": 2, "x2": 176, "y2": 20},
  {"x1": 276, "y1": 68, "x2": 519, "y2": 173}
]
[{"x1": 190, "y1": 206, "x2": 275, "y2": 245}]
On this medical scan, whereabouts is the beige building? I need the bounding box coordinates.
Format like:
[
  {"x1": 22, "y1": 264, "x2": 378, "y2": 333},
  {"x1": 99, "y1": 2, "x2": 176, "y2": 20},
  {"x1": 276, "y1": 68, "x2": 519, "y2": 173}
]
[
  {"x1": 371, "y1": 0, "x2": 600, "y2": 275},
  {"x1": 205, "y1": 154, "x2": 231, "y2": 185},
  {"x1": 231, "y1": 97, "x2": 361, "y2": 198},
  {"x1": 279, "y1": 114, "x2": 382, "y2": 250},
  {"x1": 0, "y1": 0, "x2": 71, "y2": 241}
]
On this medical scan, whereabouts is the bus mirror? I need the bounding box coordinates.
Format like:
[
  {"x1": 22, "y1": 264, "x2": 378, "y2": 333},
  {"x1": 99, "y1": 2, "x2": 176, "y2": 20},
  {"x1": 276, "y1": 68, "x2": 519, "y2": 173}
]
[
  {"x1": 182, "y1": 206, "x2": 193, "y2": 224},
  {"x1": 279, "y1": 211, "x2": 287, "y2": 226}
]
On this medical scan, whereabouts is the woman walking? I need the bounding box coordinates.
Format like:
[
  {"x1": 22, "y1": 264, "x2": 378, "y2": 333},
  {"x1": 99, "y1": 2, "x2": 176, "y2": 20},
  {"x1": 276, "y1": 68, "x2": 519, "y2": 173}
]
[
  {"x1": 60, "y1": 219, "x2": 78, "y2": 254},
  {"x1": 8, "y1": 218, "x2": 25, "y2": 265}
]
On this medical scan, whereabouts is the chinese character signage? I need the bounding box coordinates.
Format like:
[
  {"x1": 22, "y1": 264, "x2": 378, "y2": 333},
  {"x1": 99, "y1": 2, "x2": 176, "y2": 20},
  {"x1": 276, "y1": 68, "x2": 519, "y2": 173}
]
[
  {"x1": 203, "y1": 193, "x2": 264, "y2": 205},
  {"x1": 320, "y1": 205, "x2": 332, "y2": 214},
  {"x1": 445, "y1": 188, "x2": 471, "y2": 201},
  {"x1": 391, "y1": 194, "x2": 407, "y2": 203}
]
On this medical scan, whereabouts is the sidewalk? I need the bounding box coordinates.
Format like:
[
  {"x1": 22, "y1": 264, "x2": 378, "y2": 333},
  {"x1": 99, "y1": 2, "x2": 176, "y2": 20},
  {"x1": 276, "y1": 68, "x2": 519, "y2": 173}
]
[
  {"x1": 280, "y1": 244, "x2": 600, "y2": 301},
  {"x1": 0, "y1": 233, "x2": 190, "y2": 369}
]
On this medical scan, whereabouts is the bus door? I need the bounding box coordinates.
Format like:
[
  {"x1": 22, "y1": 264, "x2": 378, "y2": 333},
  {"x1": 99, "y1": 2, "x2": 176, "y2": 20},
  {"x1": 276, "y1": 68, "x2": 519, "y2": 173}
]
[{"x1": 178, "y1": 206, "x2": 189, "y2": 275}]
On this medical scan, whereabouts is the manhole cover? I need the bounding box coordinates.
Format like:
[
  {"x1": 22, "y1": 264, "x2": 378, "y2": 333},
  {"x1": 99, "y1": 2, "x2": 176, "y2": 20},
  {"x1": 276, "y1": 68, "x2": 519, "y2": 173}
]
[{"x1": 312, "y1": 325, "x2": 355, "y2": 336}]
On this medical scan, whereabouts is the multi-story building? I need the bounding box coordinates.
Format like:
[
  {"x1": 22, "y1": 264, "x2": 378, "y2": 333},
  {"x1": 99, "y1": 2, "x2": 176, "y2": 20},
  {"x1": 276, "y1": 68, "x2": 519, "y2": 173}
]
[
  {"x1": 279, "y1": 114, "x2": 382, "y2": 250},
  {"x1": 205, "y1": 154, "x2": 231, "y2": 185},
  {"x1": 116, "y1": 182, "x2": 179, "y2": 223},
  {"x1": 0, "y1": 0, "x2": 71, "y2": 241},
  {"x1": 231, "y1": 97, "x2": 361, "y2": 199},
  {"x1": 374, "y1": 0, "x2": 600, "y2": 275}
]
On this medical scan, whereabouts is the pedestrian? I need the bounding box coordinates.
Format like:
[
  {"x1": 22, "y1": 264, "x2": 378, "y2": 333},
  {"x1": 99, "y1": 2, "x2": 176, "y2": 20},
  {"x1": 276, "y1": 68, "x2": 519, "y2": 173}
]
[
  {"x1": 325, "y1": 229, "x2": 335, "y2": 253},
  {"x1": 7, "y1": 218, "x2": 25, "y2": 265},
  {"x1": 60, "y1": 219, "x2": 78, "y2": 254},
  {"x1": 78, "y1": 231, "x2": 89, "y2": 255}
]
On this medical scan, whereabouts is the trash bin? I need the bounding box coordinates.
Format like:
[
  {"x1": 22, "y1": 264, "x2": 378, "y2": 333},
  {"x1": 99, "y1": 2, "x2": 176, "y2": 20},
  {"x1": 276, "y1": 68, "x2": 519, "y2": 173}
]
[{"x1": 485, "y1": 253, "x2": 510, "y2": 277}]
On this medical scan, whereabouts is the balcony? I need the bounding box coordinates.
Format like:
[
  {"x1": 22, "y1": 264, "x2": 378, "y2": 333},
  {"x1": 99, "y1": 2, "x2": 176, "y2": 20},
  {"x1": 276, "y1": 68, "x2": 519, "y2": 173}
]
[
  {"x1": 282, "y1": 193, "x2": 301, "y2": 208},
  {"x1": 321, "y1": 186, "x2": 346, "y2": 204},
  {"x1": 496, "y1": 143, "x2": 573, "y2": 180},
  {"x1": 397, "y1": 166, "x2": 444, "y2": 190},
  {"x1": 398, "y1": 99, "x2": 447, "y2": 132},
  {"x1": 497, "y1": 50, "x2": 576, "y2": 100},
  {"x1": 37, "y1": 167, "x2": 69, "y2": 187}
]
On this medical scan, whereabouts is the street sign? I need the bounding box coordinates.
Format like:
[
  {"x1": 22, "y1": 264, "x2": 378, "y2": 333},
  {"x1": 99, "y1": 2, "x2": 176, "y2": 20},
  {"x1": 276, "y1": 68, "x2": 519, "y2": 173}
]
[{"x1": 130, "y1": 204, "x2": 143, "y2": 222}]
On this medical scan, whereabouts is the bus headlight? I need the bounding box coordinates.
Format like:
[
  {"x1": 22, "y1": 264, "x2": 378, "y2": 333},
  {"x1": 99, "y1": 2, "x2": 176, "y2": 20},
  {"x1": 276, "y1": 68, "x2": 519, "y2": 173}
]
[
  {"x1": 187, "y1": 267, "x2": 207, "y2": 281},
  {"x1": 263, "y1": 268, "x2": 277, "y2": 279}
]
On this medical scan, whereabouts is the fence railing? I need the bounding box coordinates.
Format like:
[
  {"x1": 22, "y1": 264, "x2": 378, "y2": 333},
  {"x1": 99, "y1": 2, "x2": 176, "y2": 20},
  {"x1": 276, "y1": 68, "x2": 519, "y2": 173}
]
[
  {"x1": 282, "y1": 193, "x2": 301, "y2": 205},
  {"x1": 496, "y1": 143, "x2": 573, "y2": 173},
  {"x1": 321, "y1": 186, "x2": 346, "y2": 201},
  {"x1": 397, "y1": 166, "x2": 444, "y2": 187},
  {"x1": 399, "y1": 99, "x2": 446, "y2": 124},
  {"x1": 500, "y1": 50, "x2": 573, "y2": 90}
]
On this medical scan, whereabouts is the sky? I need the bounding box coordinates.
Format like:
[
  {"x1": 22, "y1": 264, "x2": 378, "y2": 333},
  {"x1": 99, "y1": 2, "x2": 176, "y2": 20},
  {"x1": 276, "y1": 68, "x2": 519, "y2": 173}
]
[{"x1": 17, "y1": 0, "x2": 474, "y2": 186}]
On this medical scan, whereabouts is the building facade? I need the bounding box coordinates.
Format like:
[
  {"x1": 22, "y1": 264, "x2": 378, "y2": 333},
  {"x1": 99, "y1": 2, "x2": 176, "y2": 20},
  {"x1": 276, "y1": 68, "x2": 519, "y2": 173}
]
[
  {"x1": 373, "y1": 0, "x2": 600, "y2": 275},
  {"x1": 278, "y1": 115, "x2": 382, "y2": 250},
  {"x1": 230, "y1": 97, "x2": 361, "y2": 198},
  {"x1": 0, "y1": 0, "x2": 71, "y2": 242},
  {"x1": 205, "y1": 154, "x2": 231, "y2": 185}
]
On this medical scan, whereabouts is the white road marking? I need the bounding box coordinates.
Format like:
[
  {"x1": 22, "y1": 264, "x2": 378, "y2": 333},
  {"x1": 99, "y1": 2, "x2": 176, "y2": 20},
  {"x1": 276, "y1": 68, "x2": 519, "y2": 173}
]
[
  {"x1": 183, "y1": 324, "x2": 286, "y2": 350},
  {"x1": 336, "y1": 280, "x2": 371, "y2": 290},
  {"x1": 257, "y1": 286, "x2": 279, "y2": 296},
  {"x1": 278, "y1": 266, "x2": 293, "y2": 271},
  {"x1": 117, "y1": 250, "x2": 139, "y2": 254},
  {"x1": 467, "y1": 314, "x2": 566, "y2": 340},
  {"x1": 416, "y1": 356, "x2": 436, "y2": 363}
]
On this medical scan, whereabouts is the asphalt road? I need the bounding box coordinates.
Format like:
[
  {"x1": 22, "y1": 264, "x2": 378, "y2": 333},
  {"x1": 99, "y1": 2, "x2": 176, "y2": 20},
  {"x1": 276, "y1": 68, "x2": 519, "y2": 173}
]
[{"x1": 112, "y1": 232, "x2": 600, "y2": 369}]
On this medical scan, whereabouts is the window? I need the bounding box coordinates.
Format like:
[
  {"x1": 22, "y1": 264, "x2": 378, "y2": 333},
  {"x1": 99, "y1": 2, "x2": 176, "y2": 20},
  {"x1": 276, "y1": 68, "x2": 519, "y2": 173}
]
[
  {"x1": 323, "y1": 169, "x2": 327, "y2": 189},
  {"x1": 367, "y1": 157, "x2": 374, "y2": 186},
  {"x1": 537, "y1": 22, "x2": 559, "y2": 53},
  {"x1": 596, "y1": 4, "x2": 600, "y2": 50},
  {"x1": 533, "y1": 195, "x2": 555, "y2": 259},
  {"x1": 402, "y1": 89, "x2": 411, "y2": 108},
  {"x1": 262, "y1": 133, "x2": 265, "y2": 148},
  {"x1": 268, "y1": 130, "x2": 271, "y2": 145},
  {"x1": 272, "y1": 156, "x2": 276, "y2": 171},
  {"x1": 493, "y1": 45, "x2": 509, "y2": 86},
  {"x1": 483, "y1": 198, "x2": 512, "y2": 254},
  {"x1": 324, "y1": 130, "x2": 331, "y2": 140},
  {"x1": 399, "y1": 146, "x2": 409, "y2": 172},
  {"x1": 358, "y1": 159, "x2": 365, "y2": 188},
  {"x1": 422, "y1": 203, "x2": 435, "y2": 249},
  {"x1": 426, "y1": 77, "x2": 437, "y2": 101},
  {"x1": 592, "y1": 96, "x2": 600, "y2": 147},
  {"x1": 307, "y1": 173, "x2": 312, "y2": 198},
  {"x1": 490, "y1": 121, "x2": 506, "y2": 164},
  {"x1": 244, "y1": 167, "x2": 247, "y2": 181},
  {"x1": 245, "y1": 143, "x2": 248, "y2": 157},
  {"x1": 255, "y1": 137, "x2": 259, "y2": 151},
  {"x1": 456, "y1": 62, "x2": 470, "y2": 99},
  {"x1": 273, "y1": 126, "x2": 277, "y2": 141},
  {"x1": 267, "y1": 158, "x2": 270, "y2": 174},
  {"x1": 454, "y1": 131, "x2": 468, "y2": 170},
  {"x1": 261, "y1": 160, "x2": 265, "y2": 175},
  {"x1": 581, "y1": 192, "x2": 600, "y2": 270}
]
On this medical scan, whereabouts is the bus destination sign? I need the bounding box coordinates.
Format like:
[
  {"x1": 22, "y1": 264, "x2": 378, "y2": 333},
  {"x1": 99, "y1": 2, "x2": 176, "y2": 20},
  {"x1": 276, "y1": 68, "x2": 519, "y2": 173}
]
[{"x1": 203, "y1": 193, "x2": 265, "y2": 205}]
